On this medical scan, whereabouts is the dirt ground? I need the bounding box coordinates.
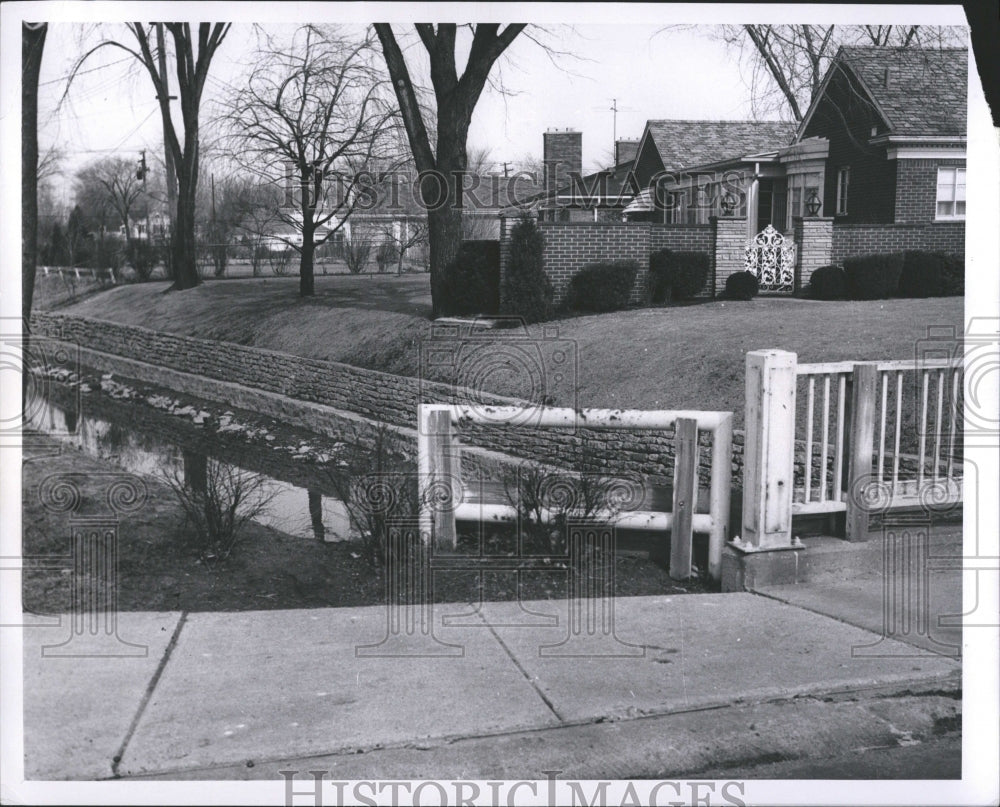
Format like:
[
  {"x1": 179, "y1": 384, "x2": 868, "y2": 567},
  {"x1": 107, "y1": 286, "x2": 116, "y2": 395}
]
[{"x1": 22, "y1": 435, "x2": 706, "y2": 615}]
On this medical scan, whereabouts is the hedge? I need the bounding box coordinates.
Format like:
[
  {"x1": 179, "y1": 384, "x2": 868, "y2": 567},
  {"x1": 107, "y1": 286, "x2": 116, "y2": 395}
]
[
  {"x1": 898, "y1": 250, "x2": 964, "y2": 298},
  {"x1": 648, "y1": 249, "x2": 710, "y2": 302},
  {"x1": 567, "y1": 260, "x2": 639, "y2": 312},
  {"x1": 842, "y1": 252, "x2": 904, "y2": 300}
]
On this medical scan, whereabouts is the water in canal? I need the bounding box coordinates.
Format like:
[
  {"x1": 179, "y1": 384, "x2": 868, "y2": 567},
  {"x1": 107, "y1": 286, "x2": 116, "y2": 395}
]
[{"x1": 28, "y1": 381, "x2": 357, "y2": 543}]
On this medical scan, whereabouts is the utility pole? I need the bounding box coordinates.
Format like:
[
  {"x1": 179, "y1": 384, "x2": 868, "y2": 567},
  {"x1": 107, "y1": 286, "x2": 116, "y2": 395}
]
[
  {"x1": 155, "y1": 24, "x2": 177, "y2": 245},
  {"x1": 502, "y1": 161, "x2": 511, "y2": 179},
  {"x1": 138, "y1": 150, "x2": 150, "y2": 244},
  {"x1": 610, "y1": 98, "x2": 618, "y2": 159}
]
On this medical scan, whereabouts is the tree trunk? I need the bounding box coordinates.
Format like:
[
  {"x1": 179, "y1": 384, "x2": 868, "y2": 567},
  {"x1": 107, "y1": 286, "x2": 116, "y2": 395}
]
[
  {"x1": 423, "y1": 117, "x2": 468, "y2": 319},
  {"x1": 299, "y1": 212, "x2": 315, "y2": 297},
  {"x1": 426, "y1": 206, "x2": 463, "y2": 318},
  {"x1": 308, "y1": 489, "x2": 325, "y2": 541},
  {"x1": 22, "y1": 23, "x2": 46, "y2": 330},
  {"x1": 172, "y1": 176, "x2": 200, "y2": 290}
]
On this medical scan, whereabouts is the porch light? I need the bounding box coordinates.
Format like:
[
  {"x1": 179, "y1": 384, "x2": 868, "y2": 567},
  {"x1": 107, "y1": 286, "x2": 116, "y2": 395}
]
[
  {"x1": 721, "y1": 192, "x2": 738, "y2": 216},
  {"x1": 805, "y1": 189, "x2": 822, "y2": 217}
]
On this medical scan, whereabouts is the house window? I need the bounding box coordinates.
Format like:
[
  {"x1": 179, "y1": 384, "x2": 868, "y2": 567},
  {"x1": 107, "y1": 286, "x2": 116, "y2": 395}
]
[
  {"x1": 785, "y1": 172, "x2": 823, "y2": 230},
  {"x1": 936, "y1": 167, "x2": 966, "y2": 220},
  {"x1": 836, "y1": 167, "x2": 850, "y2": 215}
]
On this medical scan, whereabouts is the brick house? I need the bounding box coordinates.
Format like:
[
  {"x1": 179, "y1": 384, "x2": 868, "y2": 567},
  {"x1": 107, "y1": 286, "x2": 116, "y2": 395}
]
[
  {"x1": 500, "y1": 46, "x2": 967, "y2": 307},
  {"x1": 629, "y1": 46, "x2": 966, "y2": 258}
]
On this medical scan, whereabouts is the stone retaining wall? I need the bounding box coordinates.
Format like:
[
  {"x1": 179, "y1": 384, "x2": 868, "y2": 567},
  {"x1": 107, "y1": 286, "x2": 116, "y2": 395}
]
[{"x1": 31, "y1": 313, "x2": 744, "y2": 488}]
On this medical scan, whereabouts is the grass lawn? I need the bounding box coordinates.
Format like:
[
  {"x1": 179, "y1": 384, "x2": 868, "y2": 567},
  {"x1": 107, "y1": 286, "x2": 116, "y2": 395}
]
[{"x1": 60, "y1": 274, "x2": 963, "y2": 427}]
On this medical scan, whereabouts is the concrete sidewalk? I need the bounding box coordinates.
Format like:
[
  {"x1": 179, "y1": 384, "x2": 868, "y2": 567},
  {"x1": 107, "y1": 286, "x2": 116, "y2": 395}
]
[{"x1": 22, "y1": 588, "x2": 961, "y2": 781}]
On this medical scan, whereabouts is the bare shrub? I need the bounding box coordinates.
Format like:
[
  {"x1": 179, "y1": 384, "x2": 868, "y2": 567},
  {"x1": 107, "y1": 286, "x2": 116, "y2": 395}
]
[
  {"x1": 343, "y1": 235, "x2": 372, "y2": 274},
  {"x1": 323, "y1": 424, "x2": 418, "y2": 567},
  {"x1": 268, "y1": 245, "x2": 294, "y2": 276},
  {"x1": 164, "y1": 455, "x2": 276, "y2": 562},
  {"x1": 502, "y1": 459, "x2": 643, "y2": 554}
]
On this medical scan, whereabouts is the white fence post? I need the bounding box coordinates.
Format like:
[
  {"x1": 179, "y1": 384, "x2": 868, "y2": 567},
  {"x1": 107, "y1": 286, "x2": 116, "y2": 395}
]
[
  {"x1": 741, "y1": 350, "x2": 797, "y2": 550},
  {"x1": 845, "y1": 362, "x2": 878, "y2": 542},
  {"x1": 707, "y1": 412, "x2": 733, "y2": 578},
  {"x1": 669, "y1": 417, "x2": 698, "y2": 580},
  {"x1": 417, "y1": 404, "x2": 458, "y2": 549}
]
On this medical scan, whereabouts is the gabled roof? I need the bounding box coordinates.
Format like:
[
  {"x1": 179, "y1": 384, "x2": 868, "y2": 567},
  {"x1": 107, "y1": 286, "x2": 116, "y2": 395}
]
[
  {"x1": 643, "y1": 120, "x2": 797, "y2": 171},
  {"x1": 805, "y1": 46, "x2": 967, "y2": 138}
]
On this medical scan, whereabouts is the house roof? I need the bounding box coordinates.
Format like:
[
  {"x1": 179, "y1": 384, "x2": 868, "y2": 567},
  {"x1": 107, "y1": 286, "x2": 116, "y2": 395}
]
[
  {"x1": 644, "y1": 120, "x2": 797, "y2": 171},
  {"x1": 827, "y1": 46, "x2": 968, "y2": 137},
  {"x1": 506, "y1": 160, "x2": 638, "y2": 210}
]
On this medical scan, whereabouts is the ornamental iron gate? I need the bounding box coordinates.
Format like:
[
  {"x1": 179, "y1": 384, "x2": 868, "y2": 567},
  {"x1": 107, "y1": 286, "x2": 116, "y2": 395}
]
[{"x1": 745, "y1": 225, "x2": 795, "y2": 293}]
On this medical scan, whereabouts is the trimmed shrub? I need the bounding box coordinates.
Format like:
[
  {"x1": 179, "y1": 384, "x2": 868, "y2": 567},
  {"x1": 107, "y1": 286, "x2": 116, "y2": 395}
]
[
  {"x1": 500, "y1": 215, "x2": 552, "y2": 324},
  {"x1": 842, "y1": 252, "x2": 904, "y2": 300},
  {"x1": 897, "y1": 250, "x2": 964, "y2": 297},
  {"x1": 808, "y1": 264, "x2": 847, "y2": 300},
  {"x1": 440, "y1": 240, "x2": 501, "y2": 316},
  {"x1": 648, "y1": 249, "x2": 672, "y2": 303},
  {"x1": 939, "y1": 253, "x2": 964, "y2": 296},
  {"x1": 724, "y1": 271, "x2": 759, "y2": 301},
  {"x1": 648, "y1": 249, "x2": 710, "y2": 302},
  {"x1": 567, "y1": 260, "x2": 639, "y2": 313}
]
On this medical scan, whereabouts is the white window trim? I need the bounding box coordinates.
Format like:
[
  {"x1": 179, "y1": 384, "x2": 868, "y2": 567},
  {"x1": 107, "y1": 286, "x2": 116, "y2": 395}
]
[
  {"x1": 935, "y1": 167, "x2": 966, "y2": 221},
  {"x1": 836, "y1": 167, "x2": 849, "y2": 216}
]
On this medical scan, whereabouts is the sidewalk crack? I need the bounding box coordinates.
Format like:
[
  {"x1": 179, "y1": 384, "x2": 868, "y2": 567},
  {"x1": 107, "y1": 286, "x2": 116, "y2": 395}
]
[
  {"x1": 110, "y1": 610, "x2": 189, "y2": 777},
  {"x1": 473, "y1": 607, "x2": 565, "y2": 723}
]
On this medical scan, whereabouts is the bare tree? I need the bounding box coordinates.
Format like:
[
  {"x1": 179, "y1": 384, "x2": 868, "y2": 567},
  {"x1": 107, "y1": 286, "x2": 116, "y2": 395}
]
[
  {"x1": 377, "y1": 217, "x2": 428, "y2": 274},
  {"x1": 69, "y1": 23, "x2": 231, "y2": 290},
  {"x1": 374, "y1": 24, "x2": 529, "y2": 317},
  {"x1": 75, "y1": 157, "x2": 147, "y2": 251},
  {"x1": 223, "y1": 25, "x2": 402, "y2": 296},
  {"x1": 23, "y1": 22, "x2": 47, "y2": 328},
  {"x1": 699, "y1": 24, "x2": 967, "y2": 122}
]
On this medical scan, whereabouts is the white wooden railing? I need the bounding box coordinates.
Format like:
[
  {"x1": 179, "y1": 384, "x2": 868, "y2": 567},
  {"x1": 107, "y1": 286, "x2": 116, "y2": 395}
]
[
  {"x1": 38, "y1": 265, "x2": 118, "y2": 283},
  {"x1": 738, "y1": 349, "x2": 964, "y2": 550}
]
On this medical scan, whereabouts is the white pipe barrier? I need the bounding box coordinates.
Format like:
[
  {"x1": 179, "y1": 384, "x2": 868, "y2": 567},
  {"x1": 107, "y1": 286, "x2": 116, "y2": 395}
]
[{"x1": 418, "y1": 403, "x2": 733, "y2": 581}]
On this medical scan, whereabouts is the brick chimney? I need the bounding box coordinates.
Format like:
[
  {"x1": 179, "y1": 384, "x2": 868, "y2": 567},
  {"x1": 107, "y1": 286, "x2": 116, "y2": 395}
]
[
  {"x1": 615, "y1": 138, "x2": 640, "y2": 166},
  {"x1": 543, "y1": 128, "x2": 582, "y2": 196}
]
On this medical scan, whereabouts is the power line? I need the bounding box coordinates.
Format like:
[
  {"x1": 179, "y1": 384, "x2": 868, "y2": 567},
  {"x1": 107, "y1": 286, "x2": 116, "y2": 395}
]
[{"x1": 39, "y1": 55, "x2": 135, "y2": 87}]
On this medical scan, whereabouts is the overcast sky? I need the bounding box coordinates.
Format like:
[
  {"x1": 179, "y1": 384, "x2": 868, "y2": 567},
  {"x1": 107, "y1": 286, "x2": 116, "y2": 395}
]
[{"x1": 33, "y1": 3, "x2": 967, "y2": 204}]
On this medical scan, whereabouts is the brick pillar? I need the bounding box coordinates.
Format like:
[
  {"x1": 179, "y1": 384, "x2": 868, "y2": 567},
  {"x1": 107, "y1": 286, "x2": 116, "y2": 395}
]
[
  {"x1": 793, "y1": 216, "x2": 834, "y2": 292},
  {"x1": 631, "y1": 223, "x2": 651, "y2": 305},
  {"x1": 711, "y1": 216, "x2": 747, "y2": 297}
]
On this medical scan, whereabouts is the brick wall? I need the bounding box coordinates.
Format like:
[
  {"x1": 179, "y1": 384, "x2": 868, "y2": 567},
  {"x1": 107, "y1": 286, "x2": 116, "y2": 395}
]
[
  {"x1": 500, "y1": 221, "x2": 714, "y2": 308},
  {"x1": 537, "y1": 222, "x2": 650, "y2": 306},
  {"x1": 31, "y1": 312, "x2": 743, "y2": 489},
  {"x1": 832, "y1": 221, "x2": 965, "y2": 262},
  {"x1": 894, "y1": 158, "x2": 965, "y2": 224}
]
